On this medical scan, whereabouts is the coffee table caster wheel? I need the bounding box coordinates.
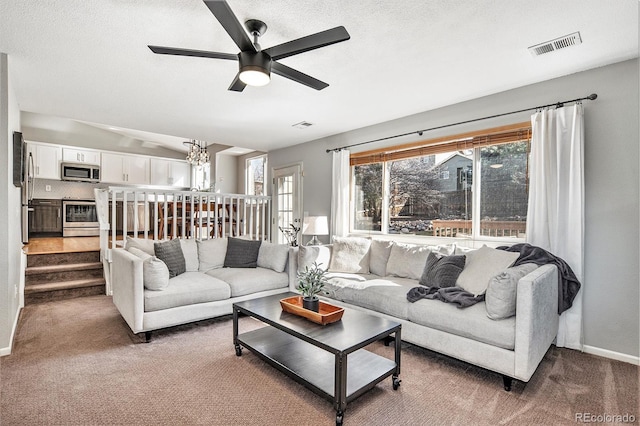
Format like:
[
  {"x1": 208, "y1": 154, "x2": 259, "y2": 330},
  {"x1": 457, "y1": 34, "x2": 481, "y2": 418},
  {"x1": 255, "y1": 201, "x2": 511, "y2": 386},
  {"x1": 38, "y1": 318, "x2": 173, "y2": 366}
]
[
  {"x1": 392, "y1": 375, "x2": 401, "y2": 390},
  {"x1": 235, "y1": 345, "x2": 242, "y2": 357},
  {"x1": 336, "y1": 411, "x2": 344, "y2": 426}
]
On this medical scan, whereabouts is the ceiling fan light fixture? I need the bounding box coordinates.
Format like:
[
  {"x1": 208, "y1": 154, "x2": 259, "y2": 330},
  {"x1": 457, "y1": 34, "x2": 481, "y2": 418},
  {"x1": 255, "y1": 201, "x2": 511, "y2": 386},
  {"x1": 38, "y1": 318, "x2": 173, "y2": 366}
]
[{"x1": 238, "y1": 51, "x2": 271, "y2": 86}]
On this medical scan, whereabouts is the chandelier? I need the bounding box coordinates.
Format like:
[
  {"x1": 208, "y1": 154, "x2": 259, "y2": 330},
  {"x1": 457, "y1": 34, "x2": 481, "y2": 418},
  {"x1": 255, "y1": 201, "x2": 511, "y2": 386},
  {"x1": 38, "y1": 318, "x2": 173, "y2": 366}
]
[{"x1": 184, "y1": 140, "x2": 210, "y2": 166}]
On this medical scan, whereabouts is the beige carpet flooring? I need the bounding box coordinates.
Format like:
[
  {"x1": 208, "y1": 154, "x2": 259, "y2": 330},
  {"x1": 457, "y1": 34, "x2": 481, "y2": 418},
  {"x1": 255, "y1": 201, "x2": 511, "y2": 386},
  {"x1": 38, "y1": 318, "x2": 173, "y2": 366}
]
[{"x1": 1, "y1": 295, "x2": 638, "y2": 425}]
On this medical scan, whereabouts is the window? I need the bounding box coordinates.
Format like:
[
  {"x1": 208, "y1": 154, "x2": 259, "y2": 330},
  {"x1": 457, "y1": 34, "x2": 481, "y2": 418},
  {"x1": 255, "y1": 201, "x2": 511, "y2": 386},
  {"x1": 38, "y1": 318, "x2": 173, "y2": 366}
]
[
  {"x1": 246, "y1": 155, "x2": 267, "y2": 196},
  {"x1": 192, "y1": 163, "x2": 210, "y2": 191},
  {"x1": 350, "y1": 123, "x2": 530, "y2": 240}
]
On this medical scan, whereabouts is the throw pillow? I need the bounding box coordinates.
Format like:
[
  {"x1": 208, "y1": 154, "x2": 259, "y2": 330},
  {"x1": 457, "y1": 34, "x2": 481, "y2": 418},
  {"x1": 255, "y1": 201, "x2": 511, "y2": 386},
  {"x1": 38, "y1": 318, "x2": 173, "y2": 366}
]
[
  {"x1": 126, "y1": 236, "x2": 157, "y2": 256},
  {"x1": 369, "y1": 240, "x2": 394, "y2": 276},
  {"x1": 419, "y1": 252, "x2": 466, "y2": 288},
  {"x1": 257, "y1": 241, "x2": 289, "y2": 272},
  {"x1": 456, "y1": 245, "x2": 520, "y2": 296},
  {"x1": 196, "y1": 238, "x2": 228, "y2": 271},
  {"x1": 154, "y1": 238, "x2": 186, "y2": 278},
  {"x1": 297, "y1": 245, "x2": 332, "y2": 273},
  {"x1": 127, "y1": 246, "x2": 151, "y2": 261},
  {"x1": 386, "y1": 243, "x2": 431, "y2": 280},
  {"x1": 485, "y1": 263, "x2": 538, "y2": 320},
  {"x1": 142, "y1": 257, "x2": 170, "y2": 291},
  {"x1": 328, "y1": 236, "x2": 371, "y2": 274},
  {"x1": 224, "y1": 237, "x2": 262, "y2": 268},
  {"x1": 179, "y1": 238, "x2": 199, "y2": 272}
]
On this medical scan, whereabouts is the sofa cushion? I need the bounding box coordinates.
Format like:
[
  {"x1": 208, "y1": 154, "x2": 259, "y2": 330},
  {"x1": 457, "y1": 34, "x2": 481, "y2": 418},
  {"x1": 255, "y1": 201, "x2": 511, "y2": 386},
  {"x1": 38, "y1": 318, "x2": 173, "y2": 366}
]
[
  {"x1": 206, "y1": 267, "x2": 288, "y2": 297},
  {"x1": 154, "y1": 239, "x2": 186, "y2": 278},
  {"x1": 298, "y1": 245, "x2": 332, "y2": 273},
  {"x1": 179, "y1": 238, "x2": 199, "y2": 272},
  {"x1": 407, "y1": 299, "x2": 516, "y2": 350},
  {"x1": 369, "y1": 240, "x2": 394, "y2": 276},
  {"x1": 197, "y1": 238, "x2": 227, "y2": 271},
  {"x1": 328, "y1": 236, "x2": 371, "y2": 274},
  {"x1": 419, "y1": 252, "x2": 466, "y2": 288},
  {"x1": 144, "y1": 272, "x2": 231, "y2": 312},
  {"x1": 325, "y1": 274, "x2": 417, "y2": 320},
  {"x1": 224, "y1": 237, "x2": 261, "y2": 268},
  {"x1": 485, "y1": 263, "x2": 538, "y2": 320},
  {"x1": 257, "y1": 241, "x2": 289, "y2": 272},
  {"x1": 456, "y1": 245, "x2": 520, "y2": 296},
  {"x1": 126, "y1": 236, "x2": 159, "y2": 256},
  {"x1": 386, "y1": 243, "x2": 431, "y2": 280}
]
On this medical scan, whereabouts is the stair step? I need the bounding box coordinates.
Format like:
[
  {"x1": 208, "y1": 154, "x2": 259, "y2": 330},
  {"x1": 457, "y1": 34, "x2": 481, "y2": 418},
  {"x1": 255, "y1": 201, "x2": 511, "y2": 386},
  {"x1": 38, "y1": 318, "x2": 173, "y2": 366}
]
[
  {"x1": 27, "y1": 251, "x2": 100, "y2": 268},
  {"x1": 25, "y1": 262, "x2": 103, "y2": 275},
  {"x1": 25, "y1": 278, "x2": 106, "y2": 294}
]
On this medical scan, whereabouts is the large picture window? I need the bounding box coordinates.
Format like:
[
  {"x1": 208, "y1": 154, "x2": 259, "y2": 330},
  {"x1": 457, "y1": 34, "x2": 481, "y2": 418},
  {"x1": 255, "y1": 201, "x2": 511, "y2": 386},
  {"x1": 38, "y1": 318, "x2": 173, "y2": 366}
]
[{"x1": 350, "y1": 123, "x2": 530, "y2": 240}]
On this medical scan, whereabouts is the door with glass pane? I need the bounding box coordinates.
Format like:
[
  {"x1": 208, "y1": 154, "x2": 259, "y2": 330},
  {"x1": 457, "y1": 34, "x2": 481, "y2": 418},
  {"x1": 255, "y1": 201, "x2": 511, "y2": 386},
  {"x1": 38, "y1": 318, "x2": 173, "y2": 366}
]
[{"x1": 272, "y1": 164, "x2": 302, "y2": 245}]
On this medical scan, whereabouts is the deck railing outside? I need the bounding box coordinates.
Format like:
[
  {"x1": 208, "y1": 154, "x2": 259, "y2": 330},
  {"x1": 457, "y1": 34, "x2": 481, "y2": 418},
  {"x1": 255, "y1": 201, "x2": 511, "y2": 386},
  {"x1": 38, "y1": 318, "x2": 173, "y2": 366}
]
[{"x1": 95, "y1": 187, "x2": 272, "y2": 294}]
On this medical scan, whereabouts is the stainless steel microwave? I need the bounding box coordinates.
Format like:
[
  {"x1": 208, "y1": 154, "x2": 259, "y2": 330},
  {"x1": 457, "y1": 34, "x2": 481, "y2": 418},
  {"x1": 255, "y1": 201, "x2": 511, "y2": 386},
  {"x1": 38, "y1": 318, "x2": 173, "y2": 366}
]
[{"x1": 61, "y1": 162, "x2": 101, "y2": 183}]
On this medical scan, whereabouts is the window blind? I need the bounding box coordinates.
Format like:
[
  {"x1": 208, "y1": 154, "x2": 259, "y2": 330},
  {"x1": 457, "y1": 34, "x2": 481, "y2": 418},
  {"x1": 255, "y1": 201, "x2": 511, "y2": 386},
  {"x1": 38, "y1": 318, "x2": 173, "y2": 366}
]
[{"x1": 350, "y1": 122, "x2": 531, "y2": 166}]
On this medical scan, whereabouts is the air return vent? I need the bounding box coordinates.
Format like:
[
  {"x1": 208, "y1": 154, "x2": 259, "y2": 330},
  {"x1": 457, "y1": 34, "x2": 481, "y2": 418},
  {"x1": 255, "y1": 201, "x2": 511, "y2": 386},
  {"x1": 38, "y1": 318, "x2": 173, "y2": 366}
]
[
  {"x1": 528, "y1": 32, "x2": 582, "y2": 56},
  {"x1": 292, "y1": 121, "x2": 314, "y2": 129}
]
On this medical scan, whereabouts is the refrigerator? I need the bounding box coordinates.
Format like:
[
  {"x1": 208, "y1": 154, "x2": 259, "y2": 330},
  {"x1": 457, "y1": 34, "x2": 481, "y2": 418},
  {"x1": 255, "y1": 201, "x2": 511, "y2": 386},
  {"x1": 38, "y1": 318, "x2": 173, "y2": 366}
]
[{"x1": 16, "y1": 132, "x2": 34, "y2": 243}]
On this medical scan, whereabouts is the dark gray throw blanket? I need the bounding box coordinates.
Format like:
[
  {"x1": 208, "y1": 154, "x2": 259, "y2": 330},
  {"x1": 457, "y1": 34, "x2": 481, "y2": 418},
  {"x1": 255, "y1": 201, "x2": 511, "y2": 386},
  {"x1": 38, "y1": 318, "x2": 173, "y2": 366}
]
[
  {"x1": 496, "y1": 243, "x2": 581, "y2": 314},
  {"x1": 407, "y1": 285, "x2": 484, "y2": 308}
]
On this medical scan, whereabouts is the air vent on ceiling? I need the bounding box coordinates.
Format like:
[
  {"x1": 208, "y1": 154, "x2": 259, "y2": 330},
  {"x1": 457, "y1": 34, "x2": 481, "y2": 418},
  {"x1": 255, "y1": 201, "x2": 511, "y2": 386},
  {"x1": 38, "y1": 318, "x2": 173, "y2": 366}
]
[
  {"x1": 292, "y1": 121, "x2": 314, "y2": 130},
  {"x1": 528, "y1": 32, "x2": 582, "y2": 57}
]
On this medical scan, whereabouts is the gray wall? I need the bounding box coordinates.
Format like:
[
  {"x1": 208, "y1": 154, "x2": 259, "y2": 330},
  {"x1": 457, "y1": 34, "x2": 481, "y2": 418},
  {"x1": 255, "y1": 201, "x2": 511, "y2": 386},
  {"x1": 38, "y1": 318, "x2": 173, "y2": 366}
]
[
  {"x1": 0, "y1": 53, "x2": 23, "y2": 354},
  {"x1": 269, "y1": 59, "x2": 640, "y2": 358}
]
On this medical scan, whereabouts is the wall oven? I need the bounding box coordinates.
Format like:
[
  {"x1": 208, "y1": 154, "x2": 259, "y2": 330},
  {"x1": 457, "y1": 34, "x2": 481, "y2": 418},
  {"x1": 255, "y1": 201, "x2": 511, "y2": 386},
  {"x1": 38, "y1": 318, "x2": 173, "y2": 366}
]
[{"x1": 62, "y1": 199, "x2": 100, "y2": 237}]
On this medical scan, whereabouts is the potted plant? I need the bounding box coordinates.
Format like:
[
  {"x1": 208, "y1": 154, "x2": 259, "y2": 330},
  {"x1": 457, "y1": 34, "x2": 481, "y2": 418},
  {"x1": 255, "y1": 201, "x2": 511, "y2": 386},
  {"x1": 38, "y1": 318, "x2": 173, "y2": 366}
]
[{"x1": 296, "y1": 262, "x2": 329, "y2": 312}]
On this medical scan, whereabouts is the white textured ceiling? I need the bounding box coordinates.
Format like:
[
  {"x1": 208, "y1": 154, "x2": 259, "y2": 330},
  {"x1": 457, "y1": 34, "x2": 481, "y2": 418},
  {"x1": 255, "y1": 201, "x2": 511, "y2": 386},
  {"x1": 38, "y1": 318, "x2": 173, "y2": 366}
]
[{"x1": 0, "y1": 0, "x2": 638, "y2": 153}]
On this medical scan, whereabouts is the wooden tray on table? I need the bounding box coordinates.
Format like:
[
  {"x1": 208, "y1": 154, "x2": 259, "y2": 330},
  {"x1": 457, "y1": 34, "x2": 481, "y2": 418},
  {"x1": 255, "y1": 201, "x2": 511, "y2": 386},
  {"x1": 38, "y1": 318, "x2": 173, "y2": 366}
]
[{"x1": 279, "y1": 296, "x2": 344, "y2": 325}]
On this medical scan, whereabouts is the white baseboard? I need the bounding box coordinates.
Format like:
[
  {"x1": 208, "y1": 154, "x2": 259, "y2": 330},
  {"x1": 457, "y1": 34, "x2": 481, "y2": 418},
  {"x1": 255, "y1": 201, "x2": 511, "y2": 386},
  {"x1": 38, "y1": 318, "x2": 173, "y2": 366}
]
[
  {"x1": 0, "y1": 306, "x2": 21, "y2": 357},
  {"x1": 583, "y1": 345, "x2": 640, "y2": 365}
]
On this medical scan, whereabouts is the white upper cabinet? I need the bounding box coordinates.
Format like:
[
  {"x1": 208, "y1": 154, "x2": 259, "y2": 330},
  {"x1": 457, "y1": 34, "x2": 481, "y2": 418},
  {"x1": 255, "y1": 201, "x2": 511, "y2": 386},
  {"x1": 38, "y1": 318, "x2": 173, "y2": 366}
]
[
  {"x1": 101, "y1": 152, "x2": 150, "y2": 185},
  {"x1": 27, "y1": 142, "x2": 62, "y2": 180},
  {"x1": 150, "y1": 158, "x2": 191, "y2": 188},
  {"x1": 62, "y1": 147, "x2": 100, "y2": 165}
]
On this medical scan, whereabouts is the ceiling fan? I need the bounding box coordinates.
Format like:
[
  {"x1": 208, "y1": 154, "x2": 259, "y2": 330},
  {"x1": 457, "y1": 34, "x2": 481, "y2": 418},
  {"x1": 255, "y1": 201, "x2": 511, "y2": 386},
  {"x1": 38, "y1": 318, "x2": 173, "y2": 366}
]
[{"x1": 148, "y1": 0, "x2": 350, "y2": 92}]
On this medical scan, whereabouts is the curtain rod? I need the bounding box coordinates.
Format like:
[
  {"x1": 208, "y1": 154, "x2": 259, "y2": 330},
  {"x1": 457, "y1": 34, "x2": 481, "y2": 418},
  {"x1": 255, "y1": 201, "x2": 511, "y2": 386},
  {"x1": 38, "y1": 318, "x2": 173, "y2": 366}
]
[{"x1": 326, "y1": 93, "x2": 597, "y2": 153}]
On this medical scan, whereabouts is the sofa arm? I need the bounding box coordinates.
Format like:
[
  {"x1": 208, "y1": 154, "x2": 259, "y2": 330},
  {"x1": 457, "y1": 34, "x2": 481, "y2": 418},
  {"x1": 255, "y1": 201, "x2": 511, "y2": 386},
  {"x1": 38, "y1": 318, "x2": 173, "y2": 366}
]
[
  {"x1": 288, "y1": 247, "x2": 299, "y2": 292},
  {"x1": 514, "y1": 264, "x2": 559, "y2": 381},
  {"x1": 111, "y1": 248, "x2": 145, "y2": 333}
]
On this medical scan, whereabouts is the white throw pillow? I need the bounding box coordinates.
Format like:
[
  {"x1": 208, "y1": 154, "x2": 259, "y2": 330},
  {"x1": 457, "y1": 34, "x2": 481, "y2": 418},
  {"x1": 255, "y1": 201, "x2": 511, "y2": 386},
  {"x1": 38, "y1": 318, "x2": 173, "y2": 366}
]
[
  {"x1": 297, "y1": 245, "x2": 332, "y2": 273},
  {"x1": 369, "y1": 240, "x2": 394, "y2": 276},
  {"x1": 257, "y1": 241, "x2": 289, "y2": 273},
  {"x1": 485, "y1": 263, "x2": 538, "y2": 320},
  {"x1": 456, "y1": 245, "x2": 520, "y2": 296},
  {"x1": 328, "y1": 237, "x2": 371, "y2": 274},
  {"x1": 126, "y1": 236, "x2": 158, "y2": 256},
  {"x1": 197, "y1": 238, "x2": 228, "y2": 272},
  {"x1": 127, "y1": 246, "x2": 151, "y2": 260},
  {"x1": 179, "y1": 238, "x2": 199, "y2": 272},
  {"x1": 142, "y1": 257, "x2": 170, "y2": 291},
  {"x1": 386, "y1": 243, "x2": 431, "y2": 280}
]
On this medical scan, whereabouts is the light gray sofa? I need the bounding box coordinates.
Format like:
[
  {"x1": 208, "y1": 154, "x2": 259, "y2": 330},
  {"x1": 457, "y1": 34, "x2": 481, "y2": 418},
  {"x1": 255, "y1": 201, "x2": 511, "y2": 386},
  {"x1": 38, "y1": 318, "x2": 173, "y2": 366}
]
[
  {"x1": 287, "y1": 238, "x2": 559, "y2": 390},
  {"x1": 111, "y1": 237, "x2": 290, "y2": 341}
]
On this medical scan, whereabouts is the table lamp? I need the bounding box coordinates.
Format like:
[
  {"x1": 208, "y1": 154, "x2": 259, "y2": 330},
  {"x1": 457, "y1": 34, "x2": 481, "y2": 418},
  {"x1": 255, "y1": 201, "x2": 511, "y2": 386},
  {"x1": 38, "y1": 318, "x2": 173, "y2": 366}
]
[{"x1": 302, "y1": 216, "x2": 329, "y2": 246}]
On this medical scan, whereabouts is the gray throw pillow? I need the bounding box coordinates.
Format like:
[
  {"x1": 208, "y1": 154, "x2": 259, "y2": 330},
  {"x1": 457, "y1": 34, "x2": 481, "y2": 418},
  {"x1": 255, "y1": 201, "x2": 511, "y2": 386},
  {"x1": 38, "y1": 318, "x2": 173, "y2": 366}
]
[
  {"x1": 257, "y1": 241, "x2": 289, "y2": 272},
  {"x1": 224, "y1": 237, "x2": 262, "y2": 268},
  {"x1": 419, "y1": 252, "x2": 466, "y2": 288},
  {"x1": 485, "y1": 263, "x2": 538, "y2": 320},
  {"x1": 154, "y1": 238, "x2": 186, "y2": 278}
]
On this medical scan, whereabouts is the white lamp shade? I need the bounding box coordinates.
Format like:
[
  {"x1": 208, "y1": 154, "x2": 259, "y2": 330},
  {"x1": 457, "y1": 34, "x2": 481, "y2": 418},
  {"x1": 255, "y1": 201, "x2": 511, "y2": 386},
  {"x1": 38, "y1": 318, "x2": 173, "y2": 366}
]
[{"x1": 302, "y1": 216, "x2": 329, "y2": 235}]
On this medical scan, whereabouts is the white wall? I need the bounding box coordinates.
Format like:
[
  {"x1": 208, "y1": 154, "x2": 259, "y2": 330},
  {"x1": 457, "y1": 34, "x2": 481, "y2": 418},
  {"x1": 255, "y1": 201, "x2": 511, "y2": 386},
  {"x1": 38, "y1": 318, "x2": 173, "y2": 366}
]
[
  {"x1": 0, "y1": 53, "x2": 23, "y2": 355},
  {"x1": 268, "y1": 59, "x2": 640, "y2": 359},
  {"x1": 214, "y1": 153, "x2": 238, "y2": 194}
]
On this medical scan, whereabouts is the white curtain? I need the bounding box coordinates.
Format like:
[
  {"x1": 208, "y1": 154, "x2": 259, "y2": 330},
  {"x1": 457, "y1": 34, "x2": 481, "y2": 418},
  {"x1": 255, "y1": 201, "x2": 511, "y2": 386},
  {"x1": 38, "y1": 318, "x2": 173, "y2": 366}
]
[
  {"x1": 331, "y1": 150, "x2": 350, "y2": 238},
  {"x1": 526, "y1": 104, "x2": 584, "y2": 350}
]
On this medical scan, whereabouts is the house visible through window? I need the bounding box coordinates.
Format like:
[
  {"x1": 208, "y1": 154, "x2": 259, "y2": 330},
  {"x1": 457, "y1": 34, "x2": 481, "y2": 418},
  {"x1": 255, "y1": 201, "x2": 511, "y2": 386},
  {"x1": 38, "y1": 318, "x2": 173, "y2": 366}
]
[
  {"x1": 350, "y1": 123, "x2": 530, "y2": 240},
  {"x1": 246, "y1": 155, "x2": 267, "y2": 196}
]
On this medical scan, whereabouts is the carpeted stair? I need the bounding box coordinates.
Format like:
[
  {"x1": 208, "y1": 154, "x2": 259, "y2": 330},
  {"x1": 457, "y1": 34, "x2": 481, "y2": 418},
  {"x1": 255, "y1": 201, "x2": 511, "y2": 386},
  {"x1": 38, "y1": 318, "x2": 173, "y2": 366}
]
[{"x1": 25, "y1": 250, "x2": 105, "y2": 304}]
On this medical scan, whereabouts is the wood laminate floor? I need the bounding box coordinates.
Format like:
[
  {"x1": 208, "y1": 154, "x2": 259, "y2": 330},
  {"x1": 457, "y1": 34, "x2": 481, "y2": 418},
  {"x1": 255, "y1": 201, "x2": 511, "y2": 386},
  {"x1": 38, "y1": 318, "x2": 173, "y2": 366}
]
[{"x1": 23, "y1": 237, "x2": 102, "y2": 255}]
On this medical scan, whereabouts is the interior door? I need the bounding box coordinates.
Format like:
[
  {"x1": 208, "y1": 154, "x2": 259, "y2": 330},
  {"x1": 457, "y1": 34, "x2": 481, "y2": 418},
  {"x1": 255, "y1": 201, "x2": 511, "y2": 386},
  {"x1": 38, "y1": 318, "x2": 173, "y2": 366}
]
[{"x1": 272, "y1": 164, "x2": 302, "y2": 245}]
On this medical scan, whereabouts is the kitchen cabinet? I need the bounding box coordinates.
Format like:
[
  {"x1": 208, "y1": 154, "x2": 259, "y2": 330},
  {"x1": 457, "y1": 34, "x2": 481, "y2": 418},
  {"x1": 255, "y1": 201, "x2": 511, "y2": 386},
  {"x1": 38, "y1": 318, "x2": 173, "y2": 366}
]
[
  {"x1": 29, "y1": 199, "x2": 62, "y2": 235},
  {"x1": 150, "y1": 158, "x2": 191, "y2": 188},
  {"x1": 101, "y1": 153, "x2": 150, "y2": 185},
  {"x1": 62, "y1": 147, "x2": 100, "y2": 165},
  {"x1": 26, "y1": 142, "x2": 62, "y2": 180}
]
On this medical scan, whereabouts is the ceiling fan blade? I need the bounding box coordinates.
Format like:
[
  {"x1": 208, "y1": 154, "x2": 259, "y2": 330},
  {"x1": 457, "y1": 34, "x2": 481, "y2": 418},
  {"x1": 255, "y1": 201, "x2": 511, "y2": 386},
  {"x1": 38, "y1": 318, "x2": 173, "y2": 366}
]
[
  {"x1": 228, "y1": 74, "x2": 247, "y2": 92},
  {"x1": 264, "y1": 26, "x2": 350, "y2": 61},
  {"x1": 204, "y1": 0, "x2": 255, "y2": 52},
  {"x1": 271, "y1": 62, "x2": 328, "y2": 90},
  {"x1": 148, "y1": 45, "x2": 237, "y2": 61}
]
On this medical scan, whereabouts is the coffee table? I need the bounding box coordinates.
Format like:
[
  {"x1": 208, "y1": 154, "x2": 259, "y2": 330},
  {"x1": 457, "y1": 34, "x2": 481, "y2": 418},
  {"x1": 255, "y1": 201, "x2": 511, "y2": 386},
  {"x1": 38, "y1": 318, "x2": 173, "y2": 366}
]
[{"x1": 233, "y1": 292, "x2": 401, "y2": 426}]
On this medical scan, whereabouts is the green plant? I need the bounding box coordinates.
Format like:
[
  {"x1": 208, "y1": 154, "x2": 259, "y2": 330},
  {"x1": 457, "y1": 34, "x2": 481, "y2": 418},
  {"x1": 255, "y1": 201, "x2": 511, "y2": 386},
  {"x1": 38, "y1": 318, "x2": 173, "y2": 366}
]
[{"x1": 296, "y1": 262, "x2": 330, "y2": 300}]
